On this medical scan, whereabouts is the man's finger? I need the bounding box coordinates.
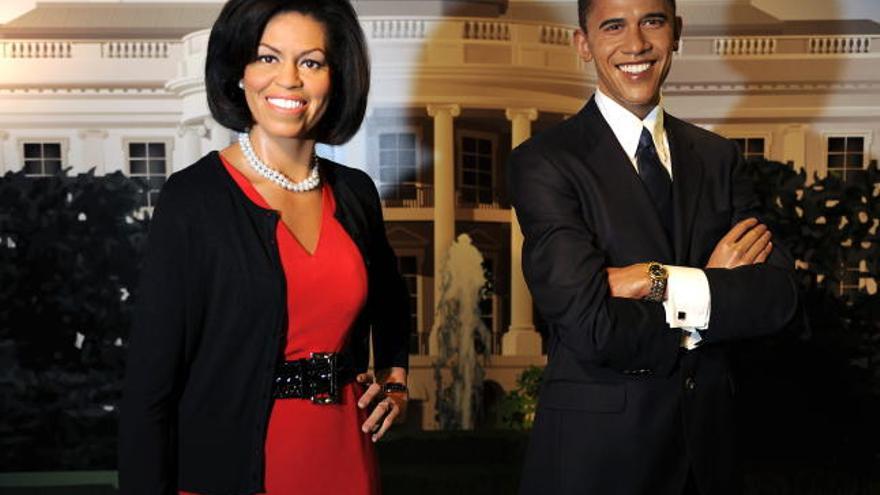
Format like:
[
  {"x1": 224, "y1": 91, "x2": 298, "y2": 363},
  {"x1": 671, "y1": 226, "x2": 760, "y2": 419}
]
[
  {"x1": 723, "y1": 218, "x2": 759, "y2": 243},
  {"x1": 740, "y1": 223, "x2": 768, "y2": 244},
  {"x1": 741, "y1": 229, "x2": 771, "y2": 263},
  {"x1": 733, "y1": 223, "x2": 766, "y2": 250},
  {"x1": 755, "y1": 241, "x2": 773, "y2": 264}
]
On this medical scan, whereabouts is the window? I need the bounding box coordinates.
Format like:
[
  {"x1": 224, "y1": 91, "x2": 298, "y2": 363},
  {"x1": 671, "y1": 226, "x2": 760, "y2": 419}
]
[
  {"x1": 378, "y1": 132, "x2": 420, "y2": 203},
  {"x1": 128, "y1": 142, "x2": 168, "y2": 208},
  {"x1": 22, "y1": 142, "x2": 62, "y2": 177},
  {"x1": 397, "y1": 255, "x2": 422, "y2": 354},
  {"x1": 731, "y1": 137, "x2": 766, "y2": 160},
  {"x1": 458, "y1": 133, "x2": 496, "y2": 206},
  {"x1": 825, "y1": 135, "x2": 870, "y2": 295},
  {"x1": 826, "y1": 136, "x2": 865, "y2": 184}
]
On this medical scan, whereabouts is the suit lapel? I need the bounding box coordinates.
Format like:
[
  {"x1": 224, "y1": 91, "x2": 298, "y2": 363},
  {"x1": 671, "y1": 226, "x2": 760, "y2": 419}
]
[
  {"x1": 665, "y1": 115, "x2": 703, "y2": 265},
  {"x1": 575, "y1": 99, "x2": 674, "y2": 262}
]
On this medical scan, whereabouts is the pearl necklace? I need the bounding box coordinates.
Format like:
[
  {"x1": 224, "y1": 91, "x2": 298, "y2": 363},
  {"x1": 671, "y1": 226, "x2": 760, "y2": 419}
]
[{"x1": 238, "y1": 132, "x2": 321, "y2": 192}]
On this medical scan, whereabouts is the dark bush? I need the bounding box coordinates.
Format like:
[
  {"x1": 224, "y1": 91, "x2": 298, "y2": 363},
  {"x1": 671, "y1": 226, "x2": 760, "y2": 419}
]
[
  {"x1": 732, "y1": 158, "x2": 880, "y2": 482},
  {"x1": 0, "y1": 168, "x2": 148, "y2": 470}
]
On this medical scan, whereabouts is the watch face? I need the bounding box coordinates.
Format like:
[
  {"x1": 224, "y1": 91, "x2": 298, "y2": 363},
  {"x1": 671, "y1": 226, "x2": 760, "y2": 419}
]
[{"x1": 649, "y1": 263, "x2": 666, "y2": 278}]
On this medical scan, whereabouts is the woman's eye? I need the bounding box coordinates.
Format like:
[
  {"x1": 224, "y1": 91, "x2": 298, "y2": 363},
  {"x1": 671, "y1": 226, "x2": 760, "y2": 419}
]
[
  {"x1": 301, "y1": 59, "x2": 324, "y2": 69},
  {"x1": 256, "y1": 54, "x2": 277, "y2": 63}
]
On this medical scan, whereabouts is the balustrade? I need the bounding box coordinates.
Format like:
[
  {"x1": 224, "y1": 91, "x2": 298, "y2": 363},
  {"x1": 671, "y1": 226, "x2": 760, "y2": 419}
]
[
  {"x1": 810, "y1": 36, "x2": 872, "y2": 54},
  {"x1": 540, "y1": 26, "x2": 573, "y2": 46},
  {"x1": 368, "y1": 19, "x2": 427, "y2": 39},
  {"x1": 1, "y1": 41, "x2": 71, "y2": 58},
  {"x1": 102, "y1": 41, "x2": 170, "y2": 59},
  {"x1": 464, "y1": 20, "x2": 510, "y2": 41},
  {"x1": 714, "y1": 37, "x2": 777, "y2": 55}
]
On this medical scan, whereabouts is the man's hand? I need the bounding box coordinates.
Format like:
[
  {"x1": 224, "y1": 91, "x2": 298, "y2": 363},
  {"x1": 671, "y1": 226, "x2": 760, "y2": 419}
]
[
  {"x1": 705, "y1": 218, "x2": 773, "y2": 269},
  {"x1": 606, "y1": 263, "x2": 651, "y2": 299}
]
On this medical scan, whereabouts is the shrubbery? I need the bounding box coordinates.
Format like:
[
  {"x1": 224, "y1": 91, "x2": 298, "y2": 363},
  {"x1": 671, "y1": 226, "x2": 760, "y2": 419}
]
[{"x1": 0, "y1": 169, "x2": 148, "y2": 470}]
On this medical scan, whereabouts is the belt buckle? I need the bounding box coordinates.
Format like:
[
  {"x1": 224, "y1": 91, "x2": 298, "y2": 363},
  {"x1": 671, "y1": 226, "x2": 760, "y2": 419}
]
[{"x1": 309, "y1": 352, "x2": 339, "y2": 405}]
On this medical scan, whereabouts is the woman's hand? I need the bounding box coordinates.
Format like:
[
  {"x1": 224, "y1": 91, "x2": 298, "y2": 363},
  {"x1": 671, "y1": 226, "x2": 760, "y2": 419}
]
[
  {"x1": 705, "y1": 218, "x2": 773, "y2": 269},
  {"x1": 357, "y1": 367, "x2": 408, "y2": 442}
]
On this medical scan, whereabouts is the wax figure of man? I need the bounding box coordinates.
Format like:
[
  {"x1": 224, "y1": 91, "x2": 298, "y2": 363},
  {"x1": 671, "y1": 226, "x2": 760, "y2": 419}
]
[{"x1": 509, "y1": 0, "x2": 799, "y2": 494}]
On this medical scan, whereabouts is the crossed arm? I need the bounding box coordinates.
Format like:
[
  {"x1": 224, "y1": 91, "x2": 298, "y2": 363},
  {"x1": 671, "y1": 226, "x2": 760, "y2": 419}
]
[
  {"x1": 508, "y1": 143, "x2": 799, "y2": 373},
  {"x1": 606, "y1": 218, "x2": 773, "y2": 300}
]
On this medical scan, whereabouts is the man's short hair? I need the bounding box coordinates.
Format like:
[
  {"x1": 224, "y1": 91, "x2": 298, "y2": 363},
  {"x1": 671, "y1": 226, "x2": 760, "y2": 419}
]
[
  {"x1": 578, "y1": 0, "x2": 677, "y2": 31},
  {"x1": 205, "y1": 0, "x2": 370, "y2": 145}
]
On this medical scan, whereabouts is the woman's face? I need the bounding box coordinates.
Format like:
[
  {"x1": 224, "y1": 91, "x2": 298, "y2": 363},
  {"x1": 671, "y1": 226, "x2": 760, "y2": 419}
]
[{"x1": 241, "y1": 11, "x2": 331, "y2": 140}]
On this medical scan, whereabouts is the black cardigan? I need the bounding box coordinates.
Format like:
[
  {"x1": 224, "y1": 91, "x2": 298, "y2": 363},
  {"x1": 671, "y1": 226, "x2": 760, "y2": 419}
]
[{"x1": 118, "y1": 152, "x2": 409, "y2": 495}]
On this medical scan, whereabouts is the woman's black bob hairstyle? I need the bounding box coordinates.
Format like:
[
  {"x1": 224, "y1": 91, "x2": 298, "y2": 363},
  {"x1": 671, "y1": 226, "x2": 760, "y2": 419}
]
[{"x1": 205, "y1": 0, "x2": 369, "y2": 145}]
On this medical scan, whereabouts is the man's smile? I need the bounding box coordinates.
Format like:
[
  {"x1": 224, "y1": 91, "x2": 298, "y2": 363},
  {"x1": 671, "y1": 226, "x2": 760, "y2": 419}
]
[{"x1": 617, "y1": 61, "x2": 656, "y2": 75}]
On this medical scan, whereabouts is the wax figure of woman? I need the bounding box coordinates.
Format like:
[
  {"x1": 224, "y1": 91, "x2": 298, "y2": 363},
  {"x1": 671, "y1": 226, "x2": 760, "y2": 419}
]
[{"x1": 118, "y1": 1, "x2": 410, "y2": 493}]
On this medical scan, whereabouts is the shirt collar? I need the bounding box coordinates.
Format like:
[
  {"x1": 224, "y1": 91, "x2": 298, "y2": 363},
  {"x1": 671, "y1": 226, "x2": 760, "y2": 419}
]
[{"x1": 594, "y1": 88, "x2": 665, "y2": 161}]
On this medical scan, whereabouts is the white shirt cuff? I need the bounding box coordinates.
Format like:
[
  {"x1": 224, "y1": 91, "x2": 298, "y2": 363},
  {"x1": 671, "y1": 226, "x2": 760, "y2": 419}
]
[{"x1": 662, "y1": 265, "x2": 711, "y2": 330}]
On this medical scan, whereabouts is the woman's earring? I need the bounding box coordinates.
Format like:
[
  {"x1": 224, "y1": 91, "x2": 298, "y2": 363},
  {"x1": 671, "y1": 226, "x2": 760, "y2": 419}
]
[{"x1": 238, "y1": 79, "x2": 244, "y2": 90}]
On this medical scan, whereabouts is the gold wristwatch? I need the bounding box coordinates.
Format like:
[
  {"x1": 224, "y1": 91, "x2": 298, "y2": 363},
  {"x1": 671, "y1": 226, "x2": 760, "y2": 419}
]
[{"x1": 645, "y1": 261, "x2": 668, "y2": 303}]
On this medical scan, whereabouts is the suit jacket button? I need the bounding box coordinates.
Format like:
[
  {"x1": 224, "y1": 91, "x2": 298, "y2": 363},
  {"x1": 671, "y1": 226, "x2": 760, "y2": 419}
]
[{"x1": 685, "y1": 377, "x2": 696, "y2": 390}]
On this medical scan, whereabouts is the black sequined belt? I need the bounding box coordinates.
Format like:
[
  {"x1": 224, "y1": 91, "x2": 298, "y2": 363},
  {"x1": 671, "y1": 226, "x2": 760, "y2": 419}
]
[{"x1": 272, "y1": 352, "x2": 356, "y2": 404}]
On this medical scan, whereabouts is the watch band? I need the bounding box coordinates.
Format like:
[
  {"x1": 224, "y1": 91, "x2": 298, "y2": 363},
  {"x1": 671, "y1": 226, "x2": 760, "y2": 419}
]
[{"x1": 645, "y1": 262, "x2": 668, "y2": 303}]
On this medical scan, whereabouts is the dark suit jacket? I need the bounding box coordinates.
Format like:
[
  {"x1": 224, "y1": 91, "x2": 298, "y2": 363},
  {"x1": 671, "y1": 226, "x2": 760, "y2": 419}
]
[{"x1": 509, "y1": 98, "x2": 799, "y2": 495}]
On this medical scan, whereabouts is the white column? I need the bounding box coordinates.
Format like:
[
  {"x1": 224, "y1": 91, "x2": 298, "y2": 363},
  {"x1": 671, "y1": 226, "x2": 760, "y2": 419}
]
[
  {"x1": 503, "y1": 108, "x2": 543, "y2": 356},
  {"x1": 782, "y1": 124, "x2": 807, "y2": 173},
  {"x1": 427, "y1": 103, "x2": 460, "y2": 355},
  {"x1": 176, "y1": 124, "x2": 207, "y2": 172},
  {"x1": 0, "y1": 131, "x2": 8, "y2": 174},
  {"x1": 78, "y1": 130, "x2": 108, "y2": 174},
  {"x1": 205, "y1": 118, "x2": 232, "y2": 152}
]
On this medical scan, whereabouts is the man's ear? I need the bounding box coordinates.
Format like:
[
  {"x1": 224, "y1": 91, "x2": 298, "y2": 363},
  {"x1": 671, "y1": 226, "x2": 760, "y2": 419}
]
[
  {"x1": 673, "y1": 15, "x2": 683, "y2": 52},
  {"x1": 574, "y1": 29, "x2": 593, "y2": 63}
]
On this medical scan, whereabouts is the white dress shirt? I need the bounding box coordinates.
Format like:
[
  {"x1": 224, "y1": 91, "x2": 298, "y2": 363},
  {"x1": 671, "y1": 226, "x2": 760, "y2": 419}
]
[{"x1": 594, "y1": 89, "x2": 710, "y2": 349}]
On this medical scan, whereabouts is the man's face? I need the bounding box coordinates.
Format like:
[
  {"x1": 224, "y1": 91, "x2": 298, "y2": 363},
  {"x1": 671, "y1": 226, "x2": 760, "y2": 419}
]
[{"x1": 575, "y1": 0, "x2": 681, "y2": 119}]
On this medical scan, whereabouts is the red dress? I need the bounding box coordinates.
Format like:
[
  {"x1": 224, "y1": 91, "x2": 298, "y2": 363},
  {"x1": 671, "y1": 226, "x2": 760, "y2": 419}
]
[{"x1": 183, "y1": 157, "x2": 379, "y2": 494}]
